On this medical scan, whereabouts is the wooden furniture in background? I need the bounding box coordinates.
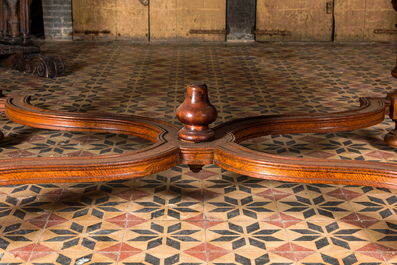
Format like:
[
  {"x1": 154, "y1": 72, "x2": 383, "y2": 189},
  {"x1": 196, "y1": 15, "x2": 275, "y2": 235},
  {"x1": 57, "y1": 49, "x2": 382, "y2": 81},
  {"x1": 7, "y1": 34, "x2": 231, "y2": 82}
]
[{"x1": 0, "y1": 0, "x2": 64, "y2": 77}]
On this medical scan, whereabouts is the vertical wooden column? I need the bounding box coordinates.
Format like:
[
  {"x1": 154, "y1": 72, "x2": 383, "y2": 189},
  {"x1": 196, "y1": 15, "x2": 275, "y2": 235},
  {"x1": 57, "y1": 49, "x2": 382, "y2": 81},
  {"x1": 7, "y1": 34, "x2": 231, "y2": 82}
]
[
  {"x1": 176, "y1": 82, "x2": 218, "y2": 173},
  {"x1": 176, "y1": 82, "x2": 218, "y2": 143},
  {"x1": 0, "y1": 0, "x2": 7, "y2": 38},
  {"x1": 19, "y1": 0, "x2": 31, "y2": 45}
]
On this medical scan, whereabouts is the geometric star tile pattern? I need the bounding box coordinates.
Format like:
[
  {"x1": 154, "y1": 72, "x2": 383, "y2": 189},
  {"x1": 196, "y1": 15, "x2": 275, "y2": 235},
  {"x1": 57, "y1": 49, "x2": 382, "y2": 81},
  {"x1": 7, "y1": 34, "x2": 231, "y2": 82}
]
[{"x1": 0, "y1": 41, "x2": 397, "y2": 263}]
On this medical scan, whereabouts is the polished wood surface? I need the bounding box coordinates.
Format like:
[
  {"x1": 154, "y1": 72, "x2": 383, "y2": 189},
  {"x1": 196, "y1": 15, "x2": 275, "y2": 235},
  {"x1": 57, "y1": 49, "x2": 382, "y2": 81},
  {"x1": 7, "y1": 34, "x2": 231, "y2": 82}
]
[
  {"x1": 2, "y1": 83, "x2": 397, "y2": 189},
  {"x1": 176, "y1": 82, "x2": 217, "y2": 142},
  {"x1": 0, "y1": 0, "x2": 396, "y2": 189}
]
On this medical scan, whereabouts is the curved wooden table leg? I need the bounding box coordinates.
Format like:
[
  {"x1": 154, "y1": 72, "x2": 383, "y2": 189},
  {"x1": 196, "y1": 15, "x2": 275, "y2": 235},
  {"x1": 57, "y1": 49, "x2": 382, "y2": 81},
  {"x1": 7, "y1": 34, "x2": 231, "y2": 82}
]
[{"x1": 3, "y1": 83, "x2": 397, "y2": 189}]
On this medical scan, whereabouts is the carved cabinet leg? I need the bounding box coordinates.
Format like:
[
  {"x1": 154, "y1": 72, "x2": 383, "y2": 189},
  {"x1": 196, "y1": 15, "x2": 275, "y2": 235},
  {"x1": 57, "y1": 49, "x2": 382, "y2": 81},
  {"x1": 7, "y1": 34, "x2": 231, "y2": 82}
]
[
  {"x1": 0, "y1": 53, "x2": 64, "y2": 78},
  {"x1": 0, "y1": 0, "x2": 65, "y2": 77}
]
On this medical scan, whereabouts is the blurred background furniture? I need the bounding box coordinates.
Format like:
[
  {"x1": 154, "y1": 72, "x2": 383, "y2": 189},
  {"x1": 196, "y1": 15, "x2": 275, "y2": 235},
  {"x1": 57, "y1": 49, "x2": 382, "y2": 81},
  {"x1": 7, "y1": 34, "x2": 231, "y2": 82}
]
[{"x1": 0, "y1": 0, "x2": 63, "y2": 78}]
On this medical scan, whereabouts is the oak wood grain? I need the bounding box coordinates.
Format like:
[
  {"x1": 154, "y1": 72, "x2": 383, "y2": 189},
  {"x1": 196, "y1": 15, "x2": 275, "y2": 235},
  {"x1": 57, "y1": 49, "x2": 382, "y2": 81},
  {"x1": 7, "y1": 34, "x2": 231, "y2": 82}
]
[{"x1": 2, "y1": 92, "x2": 396, "y2": 189}]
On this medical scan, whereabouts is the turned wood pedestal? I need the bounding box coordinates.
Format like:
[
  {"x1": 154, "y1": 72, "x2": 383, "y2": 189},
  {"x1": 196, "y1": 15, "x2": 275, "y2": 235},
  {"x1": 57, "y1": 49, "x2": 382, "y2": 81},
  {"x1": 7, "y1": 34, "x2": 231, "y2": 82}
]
[
  {"x1": 0, "y1": 81, "x2": 397, "y2": 189},
  {"x1": 0, "y1": 0, "x2": 64, "y2": 78}
]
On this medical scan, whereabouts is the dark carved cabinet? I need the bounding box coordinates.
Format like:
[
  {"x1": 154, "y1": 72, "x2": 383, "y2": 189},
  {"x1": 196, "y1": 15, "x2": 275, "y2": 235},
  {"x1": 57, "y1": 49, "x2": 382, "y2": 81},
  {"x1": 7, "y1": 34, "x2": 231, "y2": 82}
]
[{"x1": 0, "y1": 0, "x2": 64, "y2": 78}]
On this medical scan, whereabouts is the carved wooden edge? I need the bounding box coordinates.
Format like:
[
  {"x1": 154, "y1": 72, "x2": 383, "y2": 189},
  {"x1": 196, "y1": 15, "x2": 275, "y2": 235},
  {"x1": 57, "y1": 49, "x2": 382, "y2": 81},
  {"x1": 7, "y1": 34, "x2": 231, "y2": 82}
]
[
  {"x1": 211, "y1": 97, "x2": 397, "y2": 189},
  {"x1": 6, "y1": 96, "x2": 179, "y2": 141},
  {"x1": 0, "y1": 96, "x2": 181, "y2": 185},
  {"x1": 3, "y1": 94, "x2": 397, "y2": 189},
  {"x1": 215, "y1": 143, "x2": 397, "y2": 189},
  {"x1": 214, "y1": 97, "x2": 386, "y2": 142}
]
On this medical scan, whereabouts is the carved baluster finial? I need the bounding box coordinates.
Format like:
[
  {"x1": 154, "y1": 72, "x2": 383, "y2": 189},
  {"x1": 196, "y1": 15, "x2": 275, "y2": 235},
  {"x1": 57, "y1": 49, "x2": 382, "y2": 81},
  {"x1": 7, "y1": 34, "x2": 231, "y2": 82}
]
[{"x1": 176, "y1": 82, "x2": 218, "y2": 143}]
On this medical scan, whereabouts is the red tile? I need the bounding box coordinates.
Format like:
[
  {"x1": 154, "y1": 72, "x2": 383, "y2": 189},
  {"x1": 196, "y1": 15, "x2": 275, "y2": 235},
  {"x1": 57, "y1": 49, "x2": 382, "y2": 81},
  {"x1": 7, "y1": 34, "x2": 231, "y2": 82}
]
[
  {"x1": 203, "y1": 189, "x2": 220, "y2": 200},
  {"x1": 58, "y1": 189, "x2": 79, "y2": 200},
  {"x1": 272, "y1": 252, "x2": 296, "y2": 261},
  {"x1": 185, "y1": 190, "x2": 204, "y2": 201},
  {"x1": 357, "y1": 243, "x2": 380, "y2": 252},
  {"x1": 106, "y1": 213, "x2": 147, "y2": 228},
  {"x1": 4, "y1": 150, "x2": 22, "y2": 158},
  {"x1": 184, "y1": 243, "x2": 207, "y2": 261},
  {"x1": 305, "y1": 150, "x2": 335, "y2": 159},
  {"x1": 100, "y1": 243, "x2": 141, "y2": 261},
  {"x1": 43, "y1": 188, "x2": 63, "y2": 201},
  {"x1": 326, "y1": 188, "x2": 347, "y2": 200},
  {"x1": 341, "y1": 188, "x2": 363, "y2": 200},
  {"x1": 47, "y1": 214, "x2": 69, "y2": 223},
  {"x1": 366, "y1": 150, "x2": 395, "y2": 160},
  {"x1": 131, "y1": 190, "x2": 150, "y2": 200},
  {"x1": 255, "y1": 189, "x2": 275, "y2": 200},
  {"x1": 272, "y1": 243, "x2": 292, "y2": 252},
  {"x1": 186, "y1": 169, "x2": 218, "y2": 179},
  {"x1": 113, "y1": 189, "x2": 133, "y2": 200},
  {"x1": 355, "y1": 213, "x2": 381, "y2": 227},
  {"x1": 298, "y1": 135, "x2": 324, "y2": 144},
  {"x1": 10, "y1": 243, "x2": 54, "y2": 261},
  {"x1": 30, "y1": 244, "x2": 56, "y2": 261}
]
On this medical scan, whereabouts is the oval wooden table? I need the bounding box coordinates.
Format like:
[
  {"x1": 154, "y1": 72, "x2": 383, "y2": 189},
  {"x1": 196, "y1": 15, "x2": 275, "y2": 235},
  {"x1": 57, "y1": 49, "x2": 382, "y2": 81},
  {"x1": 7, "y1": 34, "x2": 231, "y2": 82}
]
[{"x1": 2, "y1": 81, "x2": 397, "y2": 189}]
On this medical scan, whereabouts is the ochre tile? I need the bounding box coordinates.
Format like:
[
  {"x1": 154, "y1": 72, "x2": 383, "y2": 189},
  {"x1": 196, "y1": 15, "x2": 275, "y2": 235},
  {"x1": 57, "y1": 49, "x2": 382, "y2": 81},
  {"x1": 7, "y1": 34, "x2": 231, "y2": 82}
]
[
  {"x1": 1, "y1": 41, "x2": 397, "y2": 264},
  {"x1": 206, "y1": 221, "x2": 289, "y2": 252},
  {"x1": 39, "y1": 219, "x2": 125, "y2": 252}
]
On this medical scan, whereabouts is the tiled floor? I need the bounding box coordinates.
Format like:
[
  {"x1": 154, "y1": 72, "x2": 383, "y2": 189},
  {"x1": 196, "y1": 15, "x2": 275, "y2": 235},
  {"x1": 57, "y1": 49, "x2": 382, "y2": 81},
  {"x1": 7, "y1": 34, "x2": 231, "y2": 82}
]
[{"x1": 0, "y1": 41, "x2": 397, "y2": 264}]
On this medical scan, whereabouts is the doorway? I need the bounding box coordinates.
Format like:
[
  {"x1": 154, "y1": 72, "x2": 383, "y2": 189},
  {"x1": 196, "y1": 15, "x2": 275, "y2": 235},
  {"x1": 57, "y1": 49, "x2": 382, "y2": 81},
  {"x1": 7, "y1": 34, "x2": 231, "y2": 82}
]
[
  {"x1": 226, "y1": 0, "x2": 256, "y2": 41},
  {"x1": 30, "y1": 0, "x2": 45, "y2": 39}
]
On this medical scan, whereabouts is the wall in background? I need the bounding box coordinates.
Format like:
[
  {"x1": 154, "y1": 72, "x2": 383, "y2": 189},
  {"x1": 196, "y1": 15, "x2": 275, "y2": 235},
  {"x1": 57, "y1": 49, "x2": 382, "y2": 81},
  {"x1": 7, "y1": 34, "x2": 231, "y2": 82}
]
[
  {"x1": 42, "y1": 0, "x2": 73, "y2": 39},
  {"x1": 41, "y1": 0, "x2": 397, "y2": 42},
  {"x1": 71, "y1": 0, "x2": 225, "y2": 42},
  {"x1": 334, "y1": 0, "x2": 397, "y2": 41}
]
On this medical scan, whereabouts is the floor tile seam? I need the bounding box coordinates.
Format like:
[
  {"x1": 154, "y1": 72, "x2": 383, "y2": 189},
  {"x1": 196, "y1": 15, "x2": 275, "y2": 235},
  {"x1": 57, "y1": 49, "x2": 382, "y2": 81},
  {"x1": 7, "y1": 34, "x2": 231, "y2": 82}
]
[
  {"x1": 267, "y1": 182, "x2": 297, "y2": 259},
  {"x1": 76, "y1": 131, "x2": 96, "y2": 157},
  {"x1": 200, "y1": 170, "x2": 211, "y2": 265},
  {"x1": 359, "y1": 223, "x2": 388, "y2": 255},
  {"x1": 23, "y1": 188, "x2": 64, "y2": 264},
  {"x1": 114, "y1": 178, "x2": 136, "y2": 265}
]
